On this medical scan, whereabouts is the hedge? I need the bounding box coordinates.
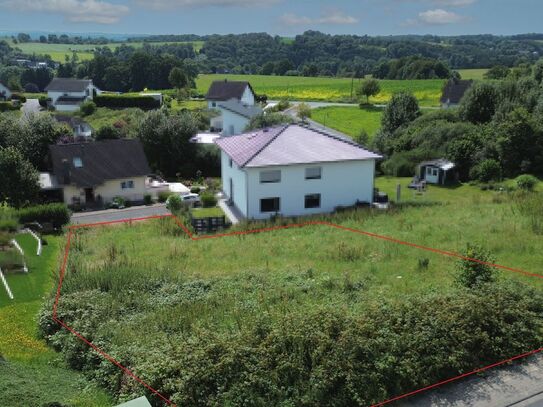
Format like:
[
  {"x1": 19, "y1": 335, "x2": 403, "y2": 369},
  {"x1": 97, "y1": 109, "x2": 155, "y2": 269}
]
[
  {"x1": 17, "y1": 203, "x2": 71, "y2": 228},
  {"x1": 94, "y1": 95, "x2": 160, "y2": 110},
  {"x1": 0, "y1": 102, "x2": 20, "y2": 112}
]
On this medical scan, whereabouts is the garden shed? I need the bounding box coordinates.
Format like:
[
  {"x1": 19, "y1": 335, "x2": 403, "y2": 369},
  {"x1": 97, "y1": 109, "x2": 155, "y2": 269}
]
[{"x1": 418, "y1": 159, "x2": 457, "y2": 185}]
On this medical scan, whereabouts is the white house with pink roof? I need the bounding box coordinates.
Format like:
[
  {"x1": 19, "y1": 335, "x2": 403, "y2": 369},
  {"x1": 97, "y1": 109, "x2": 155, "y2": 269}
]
[{"x1": 215, "y1": 124, "x2": 381, "y2": 220}]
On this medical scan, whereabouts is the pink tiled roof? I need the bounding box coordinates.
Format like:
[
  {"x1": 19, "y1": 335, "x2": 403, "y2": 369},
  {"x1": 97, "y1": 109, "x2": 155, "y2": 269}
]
[{"x1": 214, "y1": 124, "x2": 381, "y2": 168}]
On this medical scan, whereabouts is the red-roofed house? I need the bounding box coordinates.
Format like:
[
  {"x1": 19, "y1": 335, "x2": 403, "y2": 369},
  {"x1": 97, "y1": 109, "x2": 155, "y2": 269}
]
[{"x1": 215, "y1": 124, "x2": 381, "y2": 219}]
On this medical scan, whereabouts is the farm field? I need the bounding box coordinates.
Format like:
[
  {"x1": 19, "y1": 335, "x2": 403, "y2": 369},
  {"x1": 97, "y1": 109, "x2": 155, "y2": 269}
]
[
  {"x1": 5, "y1": 39, "x2": 204, "y2": 62},
  {"x1": 196, "y1": 74, "x2": 446, "y2": 106},
  {"x1": 43, "y1": 179, "x2": 543, "y2": 405},
  {"x1": 0, "y1": 233, "x2": 111, "y2": 406},
  {"x1": 457, "y1": 68, "x2": 489, "y2": 80},
  {"x1": 312, "y1": 105, "x2": 383, "y2": 138}
]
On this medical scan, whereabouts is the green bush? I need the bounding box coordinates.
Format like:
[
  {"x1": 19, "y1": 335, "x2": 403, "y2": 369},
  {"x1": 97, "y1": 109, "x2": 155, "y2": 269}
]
[
  {"x1": 190, "y1": 187, "x2": 201, "y2": 194},
  {"x1": 200, "y1": 192, "x2": 217, "y2": 208},
  {"x1": 38, "y1": 96, "x2": 49, "y2": 108},
  {"x1": 166, "y1": 194, "x2": 183, "y2": 211},
  {"x1": 143, "y1": 194, "x2": 153, "y2": 205},
  {"x1": 94, "y1": 95, "x2": 160, "y2": 110},
  {"x1": 516, "y1": 174, "x2": 539, "y2": 191},
  {"x1": 10, "y1": 93, "x2": 26, "y2": 103},
  {"x1": 470, "y1": 159, "x2": 501, "y2": 182},
  {"x1": 17, "y1": 204, "x2": 70, "y2": 228},
  {"x1": 79, "y1": 101, "x2": 96, "y2": 116},
  {"x1": 455, "y1": 243, "x2": 498, "y2": 288},
  {"x1": 108, "y1": 197, "x2": 126, "y2": 209},
  {"x1": 158, "y1": 191, "x2": 174, "y2": 203},
  {"x1": 0, "y1": 102, "x2": 20, "y2": 112}
]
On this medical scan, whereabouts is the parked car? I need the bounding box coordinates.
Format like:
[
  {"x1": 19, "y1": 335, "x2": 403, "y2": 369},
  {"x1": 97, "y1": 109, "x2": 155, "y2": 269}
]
[{"x1": 181, "y1": 193, "x2": 201, "y2": 207}]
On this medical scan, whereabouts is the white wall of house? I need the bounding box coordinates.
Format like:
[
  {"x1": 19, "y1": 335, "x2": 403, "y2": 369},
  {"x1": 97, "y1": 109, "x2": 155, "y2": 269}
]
[
  {"x1": 241, "y1": 160, "x2": 376, "y2": 219},
  {"x1": 48, "y1": 84, "x2": 98, "y2": 111},
  {"x1": 62, "y1": 177, "x2": 147, "y2": 205},
  {"x1": 240, "y1": 86, "x2": 255, "y2": 105},
  {"x1": 221, "y1": 152, "x2": 248, "y2": 217},
  {"x1": 220, "y1": 108, "x2": 251, "y2": 136},
  {"x1": 0, "y1": 83, "x2": 12, "y2": 100}
]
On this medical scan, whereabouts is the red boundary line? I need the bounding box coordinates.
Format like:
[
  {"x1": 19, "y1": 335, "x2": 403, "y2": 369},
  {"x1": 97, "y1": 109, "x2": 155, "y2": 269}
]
[{"x1": 52, "y1": 214, "x2": 543, "y2": 407}]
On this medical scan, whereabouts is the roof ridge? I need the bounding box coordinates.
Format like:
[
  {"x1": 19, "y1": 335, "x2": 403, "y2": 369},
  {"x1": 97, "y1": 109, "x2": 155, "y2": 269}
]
[{"x1": 242, "y1": 125, "x2": 289, "y2": 167}]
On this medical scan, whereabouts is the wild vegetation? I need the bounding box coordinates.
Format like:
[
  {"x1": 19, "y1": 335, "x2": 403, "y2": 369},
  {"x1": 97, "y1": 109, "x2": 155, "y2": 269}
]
[{"x1": 39, "y1": 181, "x2": 543, "y2": 405}]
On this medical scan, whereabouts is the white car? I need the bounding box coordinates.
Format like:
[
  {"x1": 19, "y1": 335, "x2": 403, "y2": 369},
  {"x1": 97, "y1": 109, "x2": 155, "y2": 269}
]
[{"x1": 181, "y1": 193, "x2": 201, "y2": 206}]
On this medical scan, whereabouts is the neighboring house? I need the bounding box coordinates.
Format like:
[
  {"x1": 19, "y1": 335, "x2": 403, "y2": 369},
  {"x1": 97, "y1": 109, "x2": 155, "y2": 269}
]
[
  {"x1": 206, "y1": 79, "x2": 256, "y2": 109},
  {"x1": 45, "y1": 78, "x2": 100, "y2": 112},
  {"x1": 418, "y1": 159, "x2": 457, "y2": 185},
  {"x1": 54, "y1": 115, "x2": 93, "y2": 139},
  {"x1": 0, "y1": 81, "x2": 12, "y2": 101},
  {"x1": 215, "y1": 124, "x2": 381, "y2": 220},
  {"x1": 440, "y1": 79, "x2": 473, "y2": 108},
  {"x1": 44, "y1": 139, "x2": 150, "y2": 207},
  {"x1": 214, "y1": 99, "x2": 263, "y2": 136}
]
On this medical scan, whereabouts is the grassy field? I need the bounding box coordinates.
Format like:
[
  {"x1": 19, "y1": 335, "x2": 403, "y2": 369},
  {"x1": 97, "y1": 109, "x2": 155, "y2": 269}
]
[
  {"x1": 312, "y1": 105, "x2": 383, "y2": 138},
  {"x1": 457, "y1": 68, "x2": 489, "y2": 80},
  {"x1": 196, "y1": 74, "x2": 446, "y2": 106},
  {"x1": 6, "y1": 39, "x2": 204, "y2": 62},
  {"x1": 0, "y1": 234, "x2": 111, "y2": 406}
]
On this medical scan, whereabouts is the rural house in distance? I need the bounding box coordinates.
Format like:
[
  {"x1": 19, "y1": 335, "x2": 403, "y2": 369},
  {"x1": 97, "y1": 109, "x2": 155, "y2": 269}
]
[
  {"x1": 440, "y1": 78, "x2": 473, "y2": 108},
  {"x1": 206, "y1": 79, "x2": 261, "y2": 136},
  {"x1": 0, "y1": 81, "x2": 12, "y2": 101},
  {"x1": 45, "y1": 78, "x2": 100, "y2": 112},
  {"x1": 42, "y1": 139, "x2": 150, "y2": 207},
  {"x1": 215, "y1": 124, "x2": 381, "y2": 219}
]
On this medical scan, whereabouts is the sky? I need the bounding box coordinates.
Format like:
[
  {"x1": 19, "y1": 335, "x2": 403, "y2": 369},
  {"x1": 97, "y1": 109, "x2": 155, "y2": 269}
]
[{"x1": 0, "y1": 0, "x2": 541, "y2": 37}]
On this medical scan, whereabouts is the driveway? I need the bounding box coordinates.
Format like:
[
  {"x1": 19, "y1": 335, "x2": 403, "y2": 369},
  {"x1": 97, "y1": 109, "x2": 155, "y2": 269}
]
[
  {"x1": 398, "y1": 353, "x2": 543, "y2": 407},
  {"x1": 71, "y1": 204, "x2": 170, "y2": 225},
  {"x1": 21, "y1": 99, "x2": 42, "y2": 116}
]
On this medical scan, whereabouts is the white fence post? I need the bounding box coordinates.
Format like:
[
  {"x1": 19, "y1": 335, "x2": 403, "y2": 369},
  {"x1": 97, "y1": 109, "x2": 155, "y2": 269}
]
[
  {"x1": 0, "y1": 268, "x2": 13, "y2": 300},
  {"x1": 10, "y1": 239, "x2": 28, "y2": 273},
  {"x1": 23, "y1": 228, "x2": 42, "y2": 256}
]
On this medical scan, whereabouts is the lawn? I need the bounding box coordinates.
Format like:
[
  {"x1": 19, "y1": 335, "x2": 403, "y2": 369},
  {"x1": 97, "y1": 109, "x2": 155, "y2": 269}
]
[
  {"x1": 196, "y1": 74, "x2": 446, "y2": 106},
  {"x1": 458, "y1": 68, "x2": 489, "y2": 80},
  {"x1": 311, "y1": 105, "x2": 383, "y2": 138},
  {"x1": 75, "y1": 107, "x2": 142, "y2": 132},
  {"x1": 0, "y1": 233, "x2": 111, "y2": 406},
  {"x1": 191, "y1": 206, "x2": 225, "y2": 218},
  {"x1": 6, "y1": 39, "x2": 204, "y2": 63}
]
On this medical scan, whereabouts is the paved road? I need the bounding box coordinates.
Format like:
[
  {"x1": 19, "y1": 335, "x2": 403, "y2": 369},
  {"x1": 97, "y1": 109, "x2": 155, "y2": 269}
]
[
  {"x1": 71, "y1": 204, "x2": 170, "y2": 225},
  {"x1": 398, "y1": 353, "x2": 543, "y2": 407},
  {"x1": 21, "y1": 99, "x2": 42, "y2": 116}
]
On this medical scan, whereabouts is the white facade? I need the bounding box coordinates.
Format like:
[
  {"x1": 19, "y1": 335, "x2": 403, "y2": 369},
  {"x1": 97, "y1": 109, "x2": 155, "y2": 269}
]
[
  {"x1": 207, "y1": 84, "x2": 255, "y2": 109},
  {"x1": 0, "y1": 83, "x2": 12, "y2": 100},
  {"x1": 62, "y1": 176, "x2": 147, "y2": 206},
  {"x1": 48, "y1": 83, "x2": 100, "y2": 112},
  {"x1": 221, "y1": 151, "x2": 376, "y2": 220},
  {"x1": 220, "y1": 108, "x2": 251, "y2": 136}
]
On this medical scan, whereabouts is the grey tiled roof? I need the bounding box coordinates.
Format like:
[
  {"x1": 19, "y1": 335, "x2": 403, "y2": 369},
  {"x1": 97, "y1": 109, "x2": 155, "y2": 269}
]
[
  {"x1": 45, "y1": 78, "x2": 92, "y2": 92},
  {"x1": 215, "y1": 124, "x2": 381, "y2": 168},
  {"x1": 217, "y1": 99, "x2": 262, "y2": 119},
  {"x1": 206, "y1": 80, "x2": 254, "y2": 101}
]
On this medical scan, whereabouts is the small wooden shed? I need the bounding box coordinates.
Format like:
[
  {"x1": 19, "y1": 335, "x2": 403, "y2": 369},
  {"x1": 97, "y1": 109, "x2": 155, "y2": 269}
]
[{"x1": 418, "y1": 159, "x2": 457, "y2": 185}]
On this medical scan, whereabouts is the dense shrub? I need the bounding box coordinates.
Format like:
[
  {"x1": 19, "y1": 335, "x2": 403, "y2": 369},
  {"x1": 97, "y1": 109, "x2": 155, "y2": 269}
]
[
  {"x1": 200, "y1": 192, "x2": 217, "y2": 208},
  {"x1": 94, "y1": 95, "x2": 160, "y2": 110},
  {"x1": 40, "y1": 281, "x2": 543, "y2": 406},
  {"x1": 166, "y1": 194, "x2": 183, "y2": 211},
  {"x1": 470, "y1": 159, "x2": 501, "y2": 182},
  {"x1": 190, "y1": 187, "x2": 201, "y2": 194},
  {"x1": 79, "y1": 101, "x2": 96, "y2": 116},
  {"x1": 0, "y1": 102, "x2": 20, "y2": 112},
  {"x1": 143, "y1": 194, "x2": 153, "y2": 205},
  {"x1": 10, "y1": 93, "x2": 26, "y2": 103},
  {"x1": 17, "y1": 203, "x2": 70, "y2": 228},
  {"x1": 38, "y1": 96, "x2": 49, "y2": 108},
  {"x1": 516, "y1": 174, "x2": 539, "y2": 191},
  {"x1": 158, "y1": 191, "x2": 174, "y2": 203},
  {"x1": 455, "y1": 243, "x2": 497, "y2": 288}
]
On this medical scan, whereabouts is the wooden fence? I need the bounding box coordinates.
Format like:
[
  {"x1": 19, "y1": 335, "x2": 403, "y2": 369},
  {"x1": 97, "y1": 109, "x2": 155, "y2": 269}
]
[{"x1": 190, "y1": 216, "x2": 229, "y2": 233}]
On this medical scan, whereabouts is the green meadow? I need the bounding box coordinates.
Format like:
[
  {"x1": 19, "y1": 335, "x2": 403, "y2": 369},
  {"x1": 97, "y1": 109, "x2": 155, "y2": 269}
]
[{"x1": 312, "y1": 105, "x2": 384, "y2": 138}]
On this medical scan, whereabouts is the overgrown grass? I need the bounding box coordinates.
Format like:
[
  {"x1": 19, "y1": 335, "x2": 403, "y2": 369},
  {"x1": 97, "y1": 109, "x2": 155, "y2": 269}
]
[
  {"x1": 457, "y1": 68, "x2": 489, "y2": 80},
  {"x1": 196, "y1": 74, "x2": 445, "y2": 106},
  {"x1": 191, "y1": 207, "x2": 225, "y2": 218}
]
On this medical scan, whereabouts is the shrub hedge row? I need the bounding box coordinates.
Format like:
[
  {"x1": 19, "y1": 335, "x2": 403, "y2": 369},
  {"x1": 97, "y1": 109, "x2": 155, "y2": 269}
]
[
  {"x1": 94, "y1": 95, "x2": 160, "y2": 110},
  {"x1": 0, "y1": 102, "x2": 20, "y2": 112},
  {"x1": 17, "y1": 203, "x2": 71, "y2": 228}
]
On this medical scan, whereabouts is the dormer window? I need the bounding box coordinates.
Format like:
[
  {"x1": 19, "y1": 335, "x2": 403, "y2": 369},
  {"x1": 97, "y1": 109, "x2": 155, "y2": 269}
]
[{"x1": 73, "y1": 157, "x2": 83, "y2": 168}]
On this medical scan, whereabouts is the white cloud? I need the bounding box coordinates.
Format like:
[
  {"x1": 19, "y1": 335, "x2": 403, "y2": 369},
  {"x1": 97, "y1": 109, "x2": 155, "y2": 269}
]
[
  {"x1": 137, "y1": 0, "x2": 281, "y2": 10},
  {"x1": 280, "y1": 11, "x2": 359, "y2": 26},
  {"x1": 416, "y1": 8, "x2": 465, "y2": 24},
  {"x1": 0, "y1": 0, "x2": 129, "y2": 24}
]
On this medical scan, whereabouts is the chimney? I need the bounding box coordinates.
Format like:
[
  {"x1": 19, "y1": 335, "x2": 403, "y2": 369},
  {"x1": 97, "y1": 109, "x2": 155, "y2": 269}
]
[{"x1": 61, "y1": 159, "x2": 70, "y2": 184}]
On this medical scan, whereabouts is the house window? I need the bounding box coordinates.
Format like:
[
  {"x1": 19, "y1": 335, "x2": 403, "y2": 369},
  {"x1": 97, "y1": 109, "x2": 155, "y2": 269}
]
[
  {"x1": 305, "y1": 194, "x2": 321, "y2": 209},
  {"x1": 121, "y1": 180, "x2": 135, "y2": 189},
  {"x1": 260, "y1": 197, "x2": 280, "y2": 213},
  {"x1": 73, "y1": 157, "x2": 83, "y2": 168},
  {"x1": 305, "y1": 167, "x2": 322, "y2": 180},
  {"x1": 229, "y1": 158, "x2": 233, "y2": 168},
  {"x1": 260, "y1": 170, "x2": 281, "y2": 183},
  {"x1": 426, "y1": 167, "x2": 438, "y2": 177},
  {"x1": 212, "y1": 102, "x2": 216, "y2": 107}
]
